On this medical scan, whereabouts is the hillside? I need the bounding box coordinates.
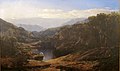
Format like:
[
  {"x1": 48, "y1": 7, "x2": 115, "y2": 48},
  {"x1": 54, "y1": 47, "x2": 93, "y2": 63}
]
[
  {"x1": 52, "y1": 13, "x2": 120, "y2": 57},
  {"x1": 0, "y1": 18, "x2": 33, "y2": 42},
  {"x1": 39, "y1": 13, "x2": 119, "y2": 71}
]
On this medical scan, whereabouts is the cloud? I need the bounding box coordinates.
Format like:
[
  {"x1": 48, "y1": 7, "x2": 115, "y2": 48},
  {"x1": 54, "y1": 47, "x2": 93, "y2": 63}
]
[{"x1": 0, "y1": 1, "x2": 116, "y2": 19}]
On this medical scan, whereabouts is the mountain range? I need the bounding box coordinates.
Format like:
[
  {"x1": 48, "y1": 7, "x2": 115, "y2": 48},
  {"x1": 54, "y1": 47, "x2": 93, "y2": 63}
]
[
  {"x1": 6, "y1": 18, "x2": 87, "y2": 32},
  {"x1": 16, "y1": 24, "x2": 44, "y2": 32},
  {"x1": 6, "y1": 18, "x2": 70, "y2": 28}
]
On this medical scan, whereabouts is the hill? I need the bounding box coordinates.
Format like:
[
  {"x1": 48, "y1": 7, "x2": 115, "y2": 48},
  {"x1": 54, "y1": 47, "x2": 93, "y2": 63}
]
[
  {"x1": 0, "y1": 18, "x2": 33, "y2": 42},
  {"x1": 39, "y1": 13, "x2": 119, "y2": 71}
]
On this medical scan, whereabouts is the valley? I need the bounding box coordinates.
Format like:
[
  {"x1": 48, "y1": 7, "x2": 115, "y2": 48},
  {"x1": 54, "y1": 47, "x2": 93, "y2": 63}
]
[{"x1": 0, "y1": 13, "x2": 119, "y2": 71}]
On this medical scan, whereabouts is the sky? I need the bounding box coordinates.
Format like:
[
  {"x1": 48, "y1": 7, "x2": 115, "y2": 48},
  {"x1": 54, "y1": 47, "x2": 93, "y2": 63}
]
[{"x1": 0, "y1": 0, "x2": 119, "y2": 19}]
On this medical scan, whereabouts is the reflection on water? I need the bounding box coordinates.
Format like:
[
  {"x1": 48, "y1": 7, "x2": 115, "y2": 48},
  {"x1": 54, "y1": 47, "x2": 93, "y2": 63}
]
[{"x1": 40, "y1": 49, "x2": 54, "y2": 61}]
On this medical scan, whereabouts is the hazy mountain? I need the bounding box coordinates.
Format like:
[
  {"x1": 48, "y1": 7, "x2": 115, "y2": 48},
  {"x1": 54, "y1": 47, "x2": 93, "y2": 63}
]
[
  {"x1": 63, "y1": 18, "x2": 87, "y2": 26},
  {"x1": 32, "y1": 27, "x2": 60, "y2": 41},
  {"x1": 16, "y1": 24, "x2": 44, "y2": 32},
  {"x1": 6, "y1": 18, "x2": 88, "y2": 30},
  {"x1": 6, "y1": 18, "x2": 70, "y2": 28}
]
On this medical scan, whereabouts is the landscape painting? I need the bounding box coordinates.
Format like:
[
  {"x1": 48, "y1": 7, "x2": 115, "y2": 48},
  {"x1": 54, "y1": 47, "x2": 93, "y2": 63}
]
[{"x1": 0, "y1": 0, "x2": 119, "y2": 71}]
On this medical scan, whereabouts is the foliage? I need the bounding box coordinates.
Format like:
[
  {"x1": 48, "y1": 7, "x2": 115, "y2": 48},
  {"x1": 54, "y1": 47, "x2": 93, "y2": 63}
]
[
  {"x1": 0, "y1": 36, "x2": 29, "y2": 67},
  {"x1": 0, "y1": 36, "x2": 19, "y2": 57},
  {"x1": 52, "y1": 12, "x2": 120, "y2": 57}
]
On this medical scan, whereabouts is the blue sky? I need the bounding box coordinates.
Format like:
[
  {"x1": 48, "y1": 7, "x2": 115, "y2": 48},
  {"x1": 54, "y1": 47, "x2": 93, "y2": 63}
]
[
  {"x1": 0, "y1": 0, "x2": 119, "y2": 28},
  {"x1": 0, "y1": 0, "x2": 119, "y2": 19},
  {"x1": 0, "y1": 0, "x2": 119, "y2": 10}
]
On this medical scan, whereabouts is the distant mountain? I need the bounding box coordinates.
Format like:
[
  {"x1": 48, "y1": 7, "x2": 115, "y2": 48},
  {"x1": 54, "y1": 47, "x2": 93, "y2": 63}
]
[
  {"x1": 63, "y1": 18, "x2": 88, "y2": 26},
  {"x1": 16, "y1": 24, "x2": 45, "y2": 32},
  {"x1": 32, "y1": 27, "x2": 60, "y2": 41},
  {"x1": 6, "y1": 18, "x2": 70, "y2": 28},
  {"x1": 39, "y1": 27, "x2": 60, "y2": 36},
  {"x1": 6, "y1": 18, "x2": 88, "y2": 29}
]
